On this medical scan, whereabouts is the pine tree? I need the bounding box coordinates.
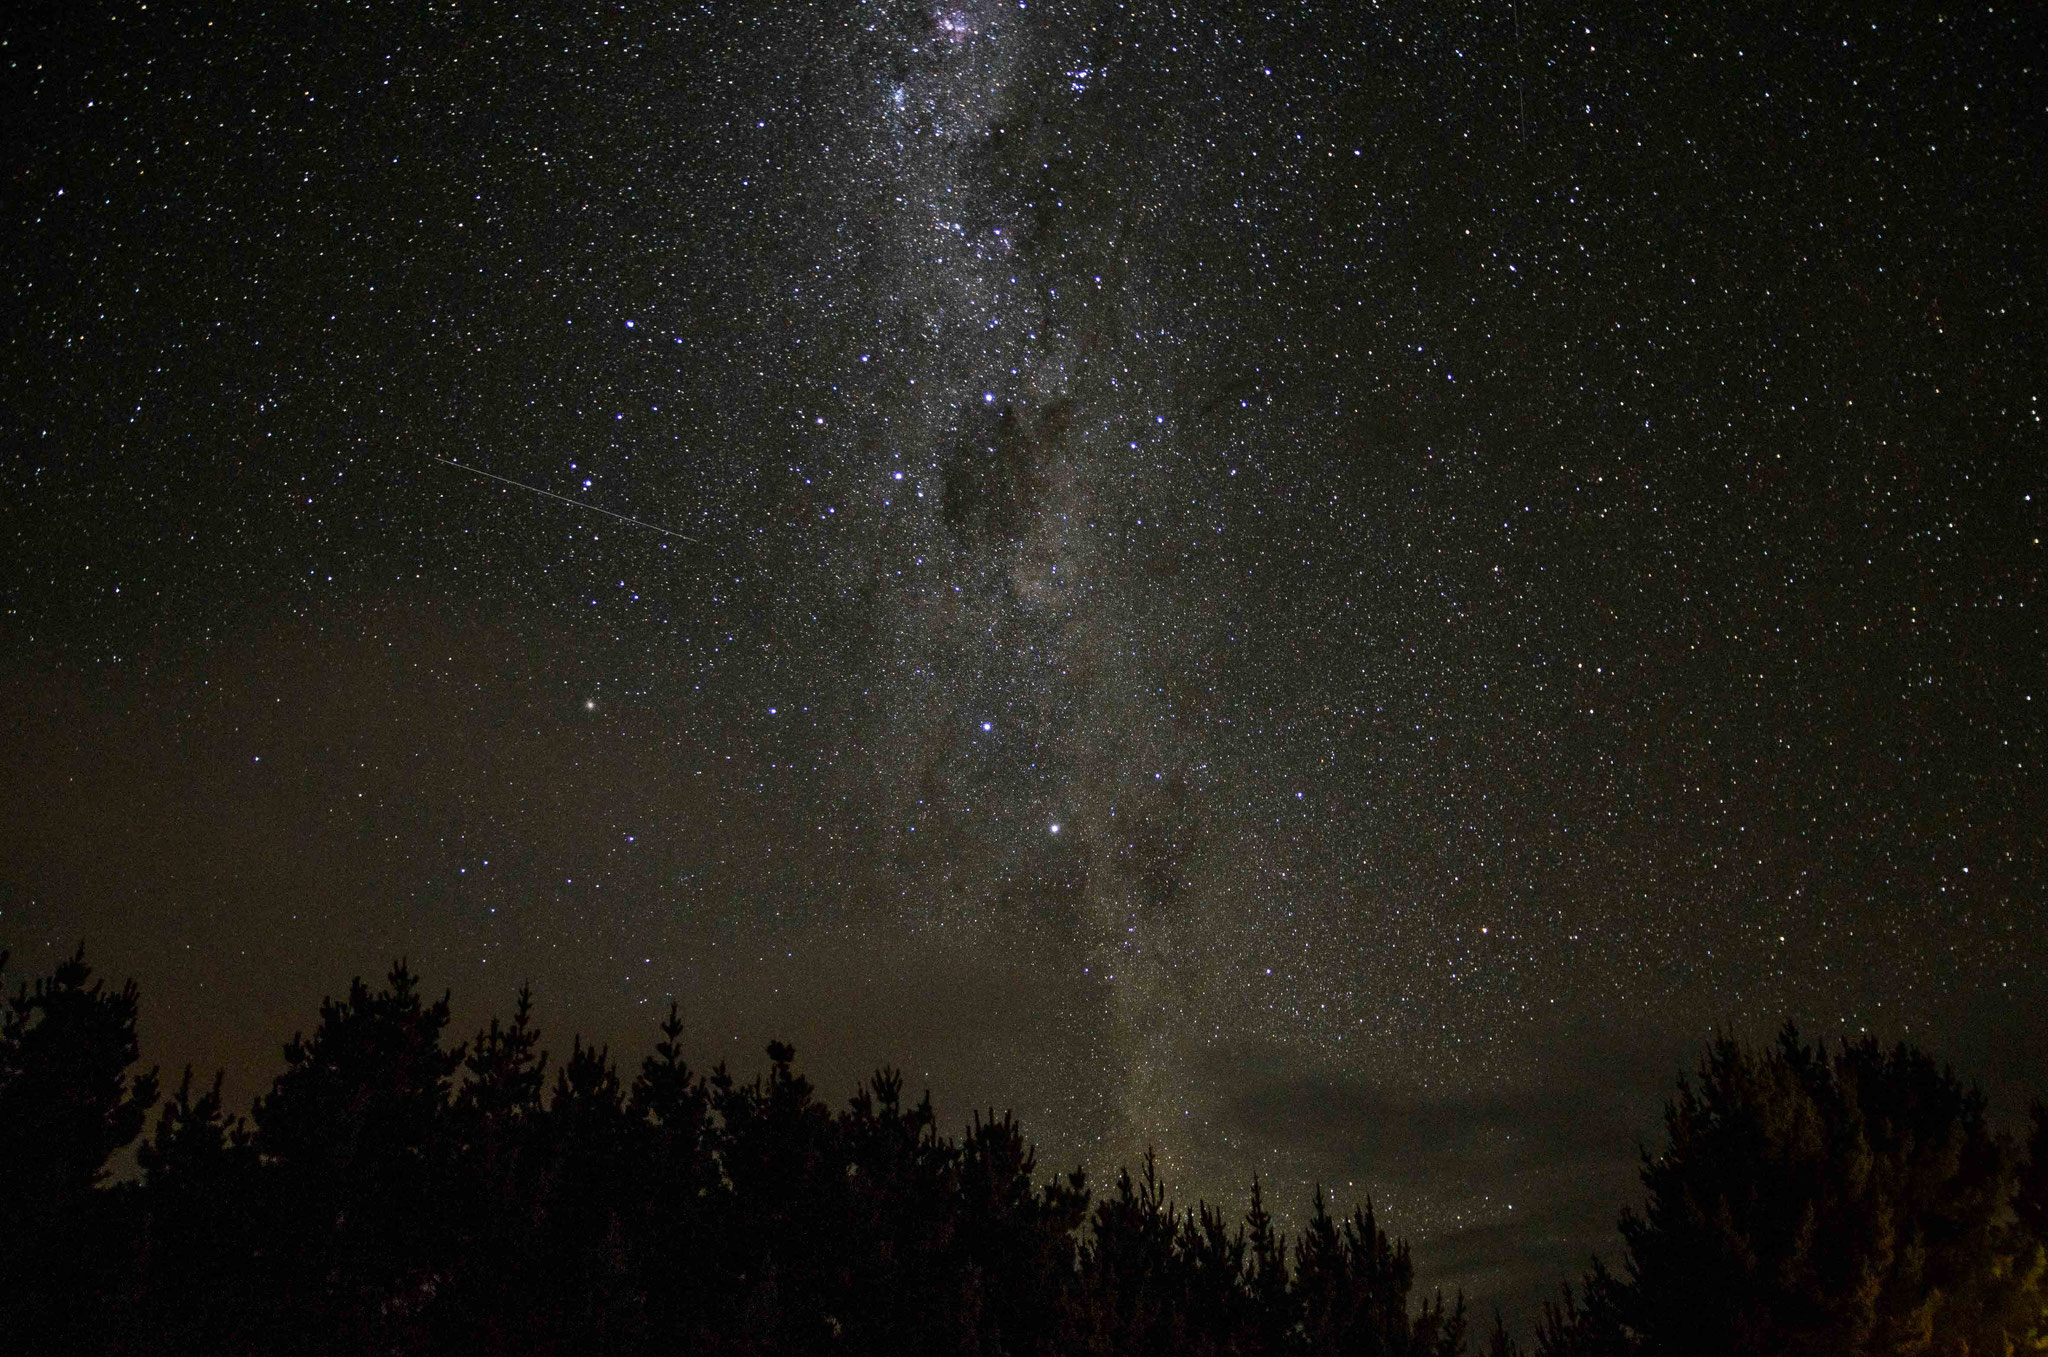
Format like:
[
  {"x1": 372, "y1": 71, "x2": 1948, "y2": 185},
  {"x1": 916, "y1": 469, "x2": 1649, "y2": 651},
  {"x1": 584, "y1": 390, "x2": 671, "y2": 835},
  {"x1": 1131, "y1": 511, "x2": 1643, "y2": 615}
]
[
  {"x1": 955, "y1": 1108, "x2": 1089, "y2": 1356},
  {"x1": 1294, "y1": 1188, "x2": 1466, "y2": 1357},
  {"x1": 459, "y1": 983, "x2": 549, "y2": 1130},
  {"x1": 626, "y1": 1000, "x2": 719, "y2": 1346},
  {"x1": 1483, "y1": 1309, "x2": 1523, "y2": 1357},
  {"x1": 136, "y1": 1066, "x2": 262, "y2": 1353},
  {"x1": 1552, "y1": 1024, "x2": 2046, "y2": 1356},
  {"x1": 0, "y1": 945, "x2": 159, "y2": 1351},
  {"x1": 1532, "y1": 1262, "x2": 1632, "y2": 1357},
  {"x1": 709, "y1": 1039, "x2": 846, "y2": 1352},
  {"x1": 0, "y1": 945, "x2": 159, "y2": 1208},
  {"x1": 75, "y1": 947, "x2": 2048, "y2": 1357},
  {"x1": 1078, "y1": 1150, "x2": 1183, "y2": 1355},
  {"x1": 251, "y1": 960, "x2": 462, "y2": 1351},
  {"x1": 2020, "y1": 1104, "x2": 2048, "y2": 1248},
  {"x1": 440, "y1": 985, "x2": 550, "y2": 1354},
  {"x1": 1244, "y1": 1174, "x2": 1294, "y2": 1352},
  {"x1": 2011, "y1": 1103, "x2": 2048, "y2": 1353},
  {"x1": 538, "y1": 1036, "x2": 645, "y2": 1346}
]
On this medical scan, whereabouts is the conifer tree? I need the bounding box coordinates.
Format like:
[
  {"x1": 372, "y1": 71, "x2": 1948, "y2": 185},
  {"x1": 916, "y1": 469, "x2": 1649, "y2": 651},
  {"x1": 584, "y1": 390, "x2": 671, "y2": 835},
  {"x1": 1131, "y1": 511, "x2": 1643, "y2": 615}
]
[
  {"x1": 437, "y1": 983, "x2": 552, "y2": 1346},
  {"x1": 1079, "y1": 1150, "x2": 1184, "y2": 1354},
  {"x1": 963, "y1": 1109, "x2": 1091, "y2": 1354},
  {"x1": 0, "y1": 945, "x2": 159, "y2": 1350},
  {"x1": 458, "y1": 983, "x2": 548, "y2": 1131},
  {"x1": 137, "y1": 1066, "x2": 262, "y2": 1352},
  {"x1": 0, "y1": 945, "x2": 159, "y2": 1208},
  {"x1": 1548, "y1": 1024, "x2": 2047, "y2": 1356},
  {"x1": 625, "y1": 999, "x2": 719, "y2": 1344},
  {"x1": 1293, "y1": 1188, "x2": 1467, "y2": 1357},
  {"x1": 538, "y1": 1036, "x2": 645, "y2": 1347},
  {"x1": 73, "y1": 948, "x2": 2048, "y2": 1356},
  {"x1": 1244, "y1": 1174, "x2": 1294, "y2": 1352},
  {"x1": 1531, "y1": 1262, "x2": 1631, "y2": 1357},
  {"x1": 251, "y1": 960, "x2": 462, "y2": 1349},
  {"x1": 2013, "y1": 1103, "x2": 2048, "y2": 1352},
  {"x1": 1483, "y1": 1310, "x2": 1523, "y2": 1357}
]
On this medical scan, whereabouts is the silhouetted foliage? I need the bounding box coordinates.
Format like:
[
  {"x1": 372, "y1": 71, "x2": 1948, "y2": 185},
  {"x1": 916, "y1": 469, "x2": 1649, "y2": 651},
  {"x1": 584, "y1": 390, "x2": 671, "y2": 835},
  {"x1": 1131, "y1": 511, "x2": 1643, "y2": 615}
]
[
  {"x1": 134, "y1": 1065, "x2": 263, "y2": 1351},
  {"x1": 1540, "y1": 1024, "x2": 2048, "y2": 1356},
  {"x1": 1531, "y1": 1260, "x2": 1632, "y2": 1357},
  {"x1": 5, "y1": 954, "x2": 2043, "y2": 1356},
  {"x1": 1482, "y1": 1309, "x2": 1524, "y2": 1357},
  {"x1": 0, "y1": 945, "x2": 159, "y2": 1349},
  {"x1": 0, "y1": 951, "x2": 1474, "y2": 1356},
  {"x1": 2018, "y1": 1102, "x2": 2048, "y2": 1262},
  {"x1": 0, "y1": 946, "x2": 159, "y2": 1201}
]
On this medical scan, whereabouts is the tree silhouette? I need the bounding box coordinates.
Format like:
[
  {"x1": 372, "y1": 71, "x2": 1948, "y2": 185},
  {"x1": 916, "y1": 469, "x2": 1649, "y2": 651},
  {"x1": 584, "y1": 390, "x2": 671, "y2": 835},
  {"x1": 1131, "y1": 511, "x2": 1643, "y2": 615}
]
[
  {"x1": 1482, "y1": 1309, "x2": 1524, "y2": 1357},
  {"x1": 1294, "y1": 1187, "x2": 1467, "y2": 1357},
  {"x1": 1531, "y1": 1261, "x2": 1631, "y2": 1357},
  {"x1": 135, "y1": 1065, "x2": 262, "y2": 1352},
  {"x1": 7, "y1": 949, "x2": 2043, "y2": 1356},
  {"x1": 2017, "y1": 1101, "x2": 2048, "y2": 1258},
  {"x1": 624, "y1": 999, "x2": 720, "y2": 1348},
  {"x1": 1542, "y1": 1024, "x2": 2048, "y2": 1356},
  {"x1": 0, "y1": 945, "x2": 159, "y2": 1350},
  {"x1": 0, "y1": 945, "x2": 159, "y2": 1204},
  {"x1": 250, "y1": 960, "x2": 463, "y2": 1351}
]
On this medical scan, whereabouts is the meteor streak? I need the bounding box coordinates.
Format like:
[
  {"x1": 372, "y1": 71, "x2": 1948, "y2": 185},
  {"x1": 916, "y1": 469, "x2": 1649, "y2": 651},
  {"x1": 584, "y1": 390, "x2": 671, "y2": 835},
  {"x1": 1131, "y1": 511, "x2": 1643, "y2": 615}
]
[{"x1": 428, "y1": 455, "x2": 701, "y2": 542}]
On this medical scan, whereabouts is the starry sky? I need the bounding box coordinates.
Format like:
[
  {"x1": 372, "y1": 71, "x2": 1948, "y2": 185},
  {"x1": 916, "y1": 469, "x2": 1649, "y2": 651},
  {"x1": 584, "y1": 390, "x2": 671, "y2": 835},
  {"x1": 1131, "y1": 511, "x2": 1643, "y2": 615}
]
[{"x1": 3, "y1": 0, "x2": 2042, "y2": 1326}]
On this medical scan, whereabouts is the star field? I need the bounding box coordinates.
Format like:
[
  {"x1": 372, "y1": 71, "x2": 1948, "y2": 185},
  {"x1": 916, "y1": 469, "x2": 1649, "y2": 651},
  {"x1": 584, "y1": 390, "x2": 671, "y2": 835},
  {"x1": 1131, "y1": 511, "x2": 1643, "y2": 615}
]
[{"x1": 3, "y1": 0, "x2": 2041, "y2": 1325}]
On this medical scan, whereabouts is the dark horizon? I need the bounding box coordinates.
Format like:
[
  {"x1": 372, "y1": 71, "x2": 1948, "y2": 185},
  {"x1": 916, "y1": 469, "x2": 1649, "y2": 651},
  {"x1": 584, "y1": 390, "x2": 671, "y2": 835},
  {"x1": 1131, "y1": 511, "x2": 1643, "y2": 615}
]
[
  {"x1": 3, "y1": 944, "x2": 2044, "y2": 1353},
  {"x1": 4, "y1": 0, "x2": 2041, "y2": 1336}
]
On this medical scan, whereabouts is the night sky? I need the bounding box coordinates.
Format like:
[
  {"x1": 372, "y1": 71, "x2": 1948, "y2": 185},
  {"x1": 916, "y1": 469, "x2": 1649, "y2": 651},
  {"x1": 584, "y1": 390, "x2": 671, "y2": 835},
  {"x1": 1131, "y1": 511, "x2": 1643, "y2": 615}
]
[{"x1": 4, "y1": 0, "x2": 2042, "y2": 1325}]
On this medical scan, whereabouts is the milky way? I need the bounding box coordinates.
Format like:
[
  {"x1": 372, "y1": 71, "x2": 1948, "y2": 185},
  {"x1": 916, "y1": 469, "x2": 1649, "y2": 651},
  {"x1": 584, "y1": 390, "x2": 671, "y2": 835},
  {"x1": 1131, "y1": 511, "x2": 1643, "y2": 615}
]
[
  {"x1": 5, "y1": 0, "x2": 2041, "y2": 1325},
  {"x1": 828, "y1": 0, "x2": 1251, "y2": 1159}
]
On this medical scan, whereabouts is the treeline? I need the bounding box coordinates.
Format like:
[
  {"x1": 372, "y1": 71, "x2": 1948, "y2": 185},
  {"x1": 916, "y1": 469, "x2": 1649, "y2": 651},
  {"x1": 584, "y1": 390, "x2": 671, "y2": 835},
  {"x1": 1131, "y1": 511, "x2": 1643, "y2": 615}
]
[
  {"x1": 0, "y1": 948, "x2": 1467, "y2": 1356},
  {"x1": 1, "y1": 948, "x2": 2044, "y2": 1356}
]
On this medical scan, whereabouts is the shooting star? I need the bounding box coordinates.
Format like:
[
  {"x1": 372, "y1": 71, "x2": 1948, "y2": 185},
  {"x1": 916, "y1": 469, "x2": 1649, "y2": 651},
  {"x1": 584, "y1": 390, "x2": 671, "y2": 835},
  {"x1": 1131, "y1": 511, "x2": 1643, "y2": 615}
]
[{"x1": 428, "y1": 455, "x2": 701, "y2": 543}]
